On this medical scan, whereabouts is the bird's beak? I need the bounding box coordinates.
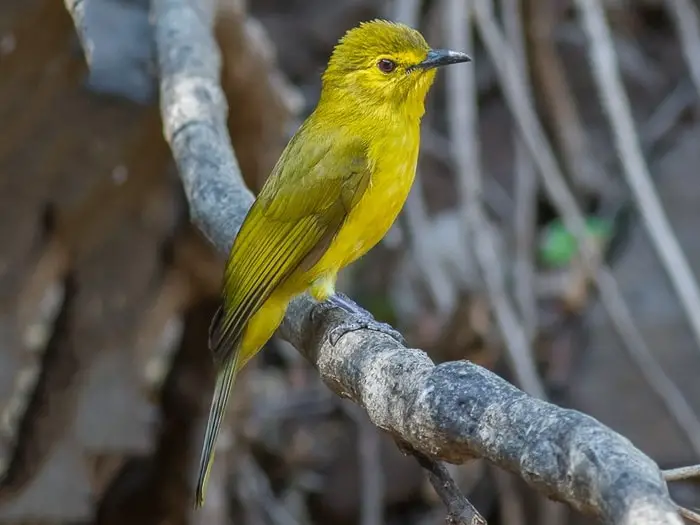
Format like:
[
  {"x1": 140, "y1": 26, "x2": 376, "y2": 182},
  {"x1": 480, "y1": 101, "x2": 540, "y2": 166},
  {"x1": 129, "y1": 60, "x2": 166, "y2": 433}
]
[{"x1": 415, "y1": 49, "x2": 472, "y2": 70}]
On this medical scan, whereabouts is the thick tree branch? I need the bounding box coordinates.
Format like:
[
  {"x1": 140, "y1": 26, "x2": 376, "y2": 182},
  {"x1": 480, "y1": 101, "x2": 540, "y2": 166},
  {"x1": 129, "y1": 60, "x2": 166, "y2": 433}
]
[{"x1": 148, "y1": 0, "x2": 683, "y2": 523}]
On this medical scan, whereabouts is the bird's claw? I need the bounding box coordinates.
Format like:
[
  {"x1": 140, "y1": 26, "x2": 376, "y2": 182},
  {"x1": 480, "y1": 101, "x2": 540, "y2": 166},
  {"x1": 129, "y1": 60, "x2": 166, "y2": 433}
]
[
  {"x1": 328, "y1": 318, "x2": 406, "y2": 346},
  {"x1": 325, "y1": 293, "x2": 406, "y2": 346}
]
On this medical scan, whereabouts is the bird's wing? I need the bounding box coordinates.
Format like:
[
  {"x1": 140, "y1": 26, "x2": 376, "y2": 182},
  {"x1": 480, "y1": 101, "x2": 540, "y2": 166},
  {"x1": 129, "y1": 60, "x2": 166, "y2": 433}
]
[{"x1": 209, "y1": 130, "x2": 372, "y2": 365}]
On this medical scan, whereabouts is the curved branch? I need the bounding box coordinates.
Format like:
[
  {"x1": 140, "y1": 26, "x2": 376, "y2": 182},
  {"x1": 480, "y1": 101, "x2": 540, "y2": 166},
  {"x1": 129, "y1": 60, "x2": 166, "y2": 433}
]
[{"x1": 149, "y1": 0, "x2": 680, "y2": 523}]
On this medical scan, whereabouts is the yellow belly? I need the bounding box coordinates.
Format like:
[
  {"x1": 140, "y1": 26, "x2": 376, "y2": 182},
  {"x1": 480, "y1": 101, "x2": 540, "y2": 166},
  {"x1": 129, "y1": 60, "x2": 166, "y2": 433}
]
[{"x1": 317, "y1": 147, "x2": 417, "y2": 273}]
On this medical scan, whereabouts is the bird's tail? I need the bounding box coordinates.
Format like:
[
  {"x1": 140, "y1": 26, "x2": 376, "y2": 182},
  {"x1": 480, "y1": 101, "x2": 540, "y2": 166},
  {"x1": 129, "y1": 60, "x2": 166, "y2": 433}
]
[{"x1": 194, "y1": 351, "x2": 239, "y2": 508}]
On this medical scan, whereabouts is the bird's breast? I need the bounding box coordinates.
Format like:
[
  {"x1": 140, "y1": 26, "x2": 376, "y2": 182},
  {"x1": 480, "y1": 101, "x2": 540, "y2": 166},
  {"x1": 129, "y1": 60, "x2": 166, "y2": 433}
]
[{"x1": 321, "y1": 128, "x2": 420, "y2": 270}]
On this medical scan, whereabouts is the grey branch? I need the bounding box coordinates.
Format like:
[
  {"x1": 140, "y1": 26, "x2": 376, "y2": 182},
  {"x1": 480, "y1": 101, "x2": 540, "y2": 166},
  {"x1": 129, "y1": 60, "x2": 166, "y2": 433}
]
[
  {"x1": 148, "y1": 0, "x2": 685, "y2": 522},
  {"x1": 662, "y1": 0, "x2": 700, "y2": 109},
  {"x1": 412, "y1": 449, "x2": 485, "y2": 525},
  {"x1": 678, "y1": 506, "x2": 700, "y2": 524},
  {"x1": 501, "y1": 0, "x2": 538, "y2": 340}
]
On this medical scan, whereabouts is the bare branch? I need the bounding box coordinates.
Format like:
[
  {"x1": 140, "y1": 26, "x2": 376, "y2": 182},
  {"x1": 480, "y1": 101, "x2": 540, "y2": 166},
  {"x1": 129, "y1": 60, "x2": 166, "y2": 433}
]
[
  {"x1": 501, "y1": 0, "x2": 538, "y2": 339},
  {"x1": 412, "y1": 449, "x2": 486, "y2": 525},
  {"x1": 146, "y1": 0, "x2": 683, "y2": 522},
  {"x1": 662, "y1": 0, "x2": 700, "y2": 101},
  {"x1": 154, "y1": 0, "x2": 252, "y2": 251},
  {"x1": 664, "y1": 465, "x2": 700, "y2": 482},
  {"x1": 678, "y1": 505, "x2": 700, "y2": 524},
  {"x1": 528, "y1": 0, "x2": 604, "y2": 193},
  {"x1": 639, "y1": 79, "x2": 695, "y2": 151}
]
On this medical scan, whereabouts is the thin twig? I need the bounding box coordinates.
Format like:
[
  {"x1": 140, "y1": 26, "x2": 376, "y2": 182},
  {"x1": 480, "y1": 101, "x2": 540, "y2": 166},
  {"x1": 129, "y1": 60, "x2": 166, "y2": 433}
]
[
  {"x1": 528, "y1": 0, "x2": 604, "y2": 193},
  {"x1": 501, "y1": 0, "x2": 538, "y2": 340},
  {"x1": 575, "y1": 0, "x2": 700, "y2": 355},
  {"x1": 597, "y1": 78, "x2": 695, "y2": 247},
  {"x1": 664, "y1": 465, "x2": 700, "y2": 482},
  {"x1": 662, "y1": 0, "x2": 700, "y2": 101},
  {"x1": 678, "y1": 505, "x2": 700, "y2": 524},
  {"x1": 412, "y1": 450, "x2": 486, "y2": 525},
  {"x1": 471, "y1": 0, "x2": 700, "y2": 458},
  {"x1": 446, "y1": 0, "x2": 545, "y2": 399},
  {"x1": 553, "y1": 20, "x2": 665, "y2": 91},
  {"x1": 639, "y1": 79, "x2": 696, "y2": 150}
]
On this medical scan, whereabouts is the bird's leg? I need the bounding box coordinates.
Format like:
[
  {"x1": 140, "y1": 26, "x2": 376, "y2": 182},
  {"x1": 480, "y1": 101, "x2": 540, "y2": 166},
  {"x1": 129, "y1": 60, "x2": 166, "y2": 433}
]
[
  {"x1": 309, "y1": 273, "x2": 337, "y2": 302},
  {"x1": 325, "y1": 292, "x2": 406, "y2": 346}
]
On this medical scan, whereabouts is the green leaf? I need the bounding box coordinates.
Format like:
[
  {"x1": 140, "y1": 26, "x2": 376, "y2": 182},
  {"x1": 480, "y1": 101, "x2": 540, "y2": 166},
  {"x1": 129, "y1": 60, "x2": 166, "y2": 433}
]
[{"x1": 538, "y1": 217, "x2": 613, "y2": 267}]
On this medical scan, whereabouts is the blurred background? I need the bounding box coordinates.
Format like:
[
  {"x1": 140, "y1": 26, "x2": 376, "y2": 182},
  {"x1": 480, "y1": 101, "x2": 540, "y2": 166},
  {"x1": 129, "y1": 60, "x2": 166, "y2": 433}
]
[{"x1": 2, "y1": 0, "x2": 700, "y2": 523}]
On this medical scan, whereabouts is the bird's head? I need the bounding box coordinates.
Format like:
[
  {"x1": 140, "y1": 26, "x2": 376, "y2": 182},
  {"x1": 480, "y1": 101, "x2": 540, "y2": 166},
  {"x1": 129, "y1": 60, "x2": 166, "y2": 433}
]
[{"x1": 320, "y1": 19, "x2": 471, "y2": 117}]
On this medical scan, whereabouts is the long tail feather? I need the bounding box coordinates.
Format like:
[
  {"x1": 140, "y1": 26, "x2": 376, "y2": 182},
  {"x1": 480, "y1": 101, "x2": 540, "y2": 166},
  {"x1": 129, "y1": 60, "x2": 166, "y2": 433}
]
[{"x1": 194, "y1": 353, "x2": 239, "y2": 507}]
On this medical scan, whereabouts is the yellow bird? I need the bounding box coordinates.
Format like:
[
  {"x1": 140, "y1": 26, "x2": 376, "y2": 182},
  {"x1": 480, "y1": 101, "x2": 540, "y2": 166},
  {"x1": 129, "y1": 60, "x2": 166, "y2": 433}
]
[{"x1": 195, "y1": 19, "x2": 470, "y2": 506}]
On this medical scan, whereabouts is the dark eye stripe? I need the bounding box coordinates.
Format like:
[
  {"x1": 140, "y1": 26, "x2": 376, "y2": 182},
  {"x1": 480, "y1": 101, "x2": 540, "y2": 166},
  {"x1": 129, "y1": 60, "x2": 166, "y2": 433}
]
[{"x1": 377, "y1": 59, "x2": 397, "y2": 73}]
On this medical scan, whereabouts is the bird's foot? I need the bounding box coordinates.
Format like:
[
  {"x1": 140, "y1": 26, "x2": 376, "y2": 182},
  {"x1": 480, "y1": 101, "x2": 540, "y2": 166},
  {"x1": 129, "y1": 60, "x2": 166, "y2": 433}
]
[{"x1": 326, "y1": 293, "x2": 406, "y2": 346}]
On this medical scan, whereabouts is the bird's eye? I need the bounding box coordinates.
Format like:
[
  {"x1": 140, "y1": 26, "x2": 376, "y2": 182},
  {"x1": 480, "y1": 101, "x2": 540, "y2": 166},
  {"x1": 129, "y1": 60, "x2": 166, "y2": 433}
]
[{"x1": 377, "y1": 59, "x2": 397, "y2": 73}]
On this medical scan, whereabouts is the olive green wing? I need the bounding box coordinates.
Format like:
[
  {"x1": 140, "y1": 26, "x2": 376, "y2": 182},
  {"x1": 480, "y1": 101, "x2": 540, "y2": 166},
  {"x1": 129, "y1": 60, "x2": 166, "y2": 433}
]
[{"x1": 209, "y1": 132, "x2": 372, "y2": 365}]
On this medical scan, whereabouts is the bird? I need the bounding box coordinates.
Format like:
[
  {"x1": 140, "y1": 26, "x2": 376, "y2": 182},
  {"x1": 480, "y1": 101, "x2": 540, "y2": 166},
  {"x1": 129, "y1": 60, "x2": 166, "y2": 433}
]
[{"x1": 195, "y1": 18, "x2": 471, "y2": 507}]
